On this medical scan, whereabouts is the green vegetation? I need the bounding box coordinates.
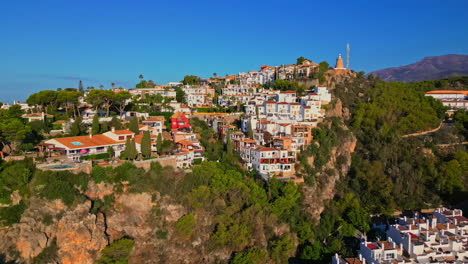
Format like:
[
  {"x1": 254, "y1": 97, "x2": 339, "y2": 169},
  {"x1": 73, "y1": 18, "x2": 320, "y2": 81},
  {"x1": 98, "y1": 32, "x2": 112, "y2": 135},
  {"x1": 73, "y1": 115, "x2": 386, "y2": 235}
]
[
  {"x1": 175, "y1": 214, "x2": 196, "y2": 238},
  {"x1": 181, "y1": 75, "x2": 201, "y2": 85},
  {"x1": 141, "y1": 131, "x2": 151, "y2": 158},
  {"x1": 269, "y1": 79, "x2": 306, "y2": 96},
  {"x1": 80, "y1": 153, "x2": 109, "y2": 160},
  {"x1": 96, "y1": 238, "x2": 134, "y2": 264},
  {"x1": 32, "y1": 239, "x2": 58, "y2": 264},
  {"x1": 128, "y1": 117, "x2": 139, "y2": 134}
]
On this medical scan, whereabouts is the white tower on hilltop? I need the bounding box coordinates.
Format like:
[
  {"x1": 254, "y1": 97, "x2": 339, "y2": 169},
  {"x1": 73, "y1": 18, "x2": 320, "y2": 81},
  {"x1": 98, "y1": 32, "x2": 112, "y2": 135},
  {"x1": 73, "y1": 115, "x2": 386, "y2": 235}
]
[{"x1": 346, "y1": 43, "x2": 350, "y2": 69}]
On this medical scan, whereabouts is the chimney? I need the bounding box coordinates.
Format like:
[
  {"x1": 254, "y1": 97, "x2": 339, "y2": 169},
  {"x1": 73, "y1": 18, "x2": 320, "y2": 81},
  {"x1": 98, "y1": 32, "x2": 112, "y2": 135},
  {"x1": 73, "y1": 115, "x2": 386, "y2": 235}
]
[
  {"x1": 446, "y1": 223, "x2": 449, "y2": 230},
  {"x1": 89, "y1": 132, "x2": 92, "y2": 138},
  {"x1": 111, "y1": 127, "x2": 115, "y2": 132}
]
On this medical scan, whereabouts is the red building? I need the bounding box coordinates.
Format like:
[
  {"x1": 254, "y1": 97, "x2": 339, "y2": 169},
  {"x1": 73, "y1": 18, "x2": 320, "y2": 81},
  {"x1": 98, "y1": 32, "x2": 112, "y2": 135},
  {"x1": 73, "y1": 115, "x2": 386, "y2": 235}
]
[{"x1": 171, "y1": 112, "x2": 191, "y2": 130}]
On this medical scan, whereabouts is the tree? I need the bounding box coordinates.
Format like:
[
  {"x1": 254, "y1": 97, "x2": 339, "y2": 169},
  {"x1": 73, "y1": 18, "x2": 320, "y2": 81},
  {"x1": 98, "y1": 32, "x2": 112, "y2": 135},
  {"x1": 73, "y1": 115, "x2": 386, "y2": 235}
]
[
  {"x1": 91, "y1": 114, "x2": 100, "y2": 135},
  {"x1": 174, "y1": 86, "x2": 187, "y2": 104},
  {"x1": 96, "y1": 238, "x2": 134, "y2": 264},
  {"x1": 181, "y1": 75, "x2": 201, "y2": 85},
  {"x1": 70, "y1": 116, "x2": 83, "y2": 136},
  {"x1": 156, "y1": 133, "x2": 163, "y2": 155},
  {"x1": 111, "y1": 82, "x2": 115, "y2": 89},
  {"x1": 141, "y1": 131, "x2": 151, "y2": 158},
  {"x1": 319, "y1": 61, "x2": 329, "y2": 73},
  {"x1": 122, "y1": 138, "x2": 138, "y2": 160},
  {"x1": 269, "y1": 236, "x2": 294, "y2": 264},
  {"x1": 100, "y1": 121, "x2": 109, "y2": 133},
  {"x1": 213, "y1": 73, "x2": 217, "y2": 78},
  {"x1": 0, "y1": 118, "x2": 31, "y2": 153},
  {"x1": 26, "y1": 90, "x2": 58, "y2": 112},
  {"x1": 111, "y1": 116, "x2": 122, "y2": 130},
  {"x1": 56, "y1": 90, "x2": 82, "y2": 118},
  {"x1": 99, "y1": 84, "x2": 104, "y2": 89},
  {"x1": 231, "y1": 248, "x2": 268, "y2": 264},
  {"x1": 113, "y1": 91, "x2": 131, "y2": 118},
  {"x1": 248, "y1": 121, "x2": 254, "y2": 139},
  {"x1": 107, "y1": 146, "x2": 115, "y2": 159},
  {"x1": 296, "y1": 56, "x2": 308, "y2": 65},
  {"x1": 175, "y1": 214, "x2": 196, "y2": 239},
  {"x1": 86, "y1": 89, "x2": 115, "y2": 117},
  {"x1": 78, "y1": 80, "x2": 84, "y2": 92},
  {"x1": 128, "y1": 117, "x2": 139, "y2": 134}
]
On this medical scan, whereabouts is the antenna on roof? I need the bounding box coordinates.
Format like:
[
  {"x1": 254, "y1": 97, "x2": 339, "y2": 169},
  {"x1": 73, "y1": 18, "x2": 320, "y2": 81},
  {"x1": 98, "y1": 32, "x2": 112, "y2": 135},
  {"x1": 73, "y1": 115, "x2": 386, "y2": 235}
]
[{"x1": 346, "y1": 43, "x2": 350, "y2": 69}]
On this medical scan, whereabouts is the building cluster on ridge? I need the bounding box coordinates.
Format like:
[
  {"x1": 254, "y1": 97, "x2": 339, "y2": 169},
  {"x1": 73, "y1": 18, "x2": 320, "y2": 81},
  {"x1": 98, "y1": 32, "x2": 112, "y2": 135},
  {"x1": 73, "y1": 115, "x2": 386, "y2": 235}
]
[
  {"x1": 333, "y1": 207, "x2": 468, "y2": 264},
  {"x1": 3, "y1": 54, "x2": 343, "y2": 177}
]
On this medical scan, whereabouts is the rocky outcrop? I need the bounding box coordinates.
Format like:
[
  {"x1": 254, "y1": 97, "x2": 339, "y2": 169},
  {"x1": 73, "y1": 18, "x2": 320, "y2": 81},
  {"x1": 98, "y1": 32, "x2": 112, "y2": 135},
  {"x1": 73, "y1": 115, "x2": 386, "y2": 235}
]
[
  {"x1": 301, "y1": 132, "x2": 357, "y2": 220},
  {"x1": 56, "y1": 201, "x2": 108, "y2": 264},
  {"x1": 106, "y1": 192, "x2": 155, "y2": 242}
]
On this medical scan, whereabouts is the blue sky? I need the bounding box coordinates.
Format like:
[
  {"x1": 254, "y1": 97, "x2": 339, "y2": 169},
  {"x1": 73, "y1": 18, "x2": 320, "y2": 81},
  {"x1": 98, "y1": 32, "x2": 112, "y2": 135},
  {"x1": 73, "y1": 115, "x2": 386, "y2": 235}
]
[{"x1": 1, "y1": 0, "x2": 468, "y2": 102}]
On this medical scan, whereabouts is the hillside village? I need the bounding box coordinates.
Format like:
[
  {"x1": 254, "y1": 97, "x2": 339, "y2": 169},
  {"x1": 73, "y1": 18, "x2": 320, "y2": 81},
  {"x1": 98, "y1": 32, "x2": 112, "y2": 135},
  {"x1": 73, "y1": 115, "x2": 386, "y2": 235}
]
[
  {"x1": 0, "y1": 55, "x2": 352, "y2": 183},
  {"x1": 1, "y1": 54, "x2": 467, "y2": 264}
]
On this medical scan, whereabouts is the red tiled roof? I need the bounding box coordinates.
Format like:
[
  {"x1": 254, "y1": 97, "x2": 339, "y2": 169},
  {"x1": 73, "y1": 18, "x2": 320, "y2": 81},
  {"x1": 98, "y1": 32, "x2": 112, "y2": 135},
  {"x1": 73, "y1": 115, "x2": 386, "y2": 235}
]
[
  {"x1": 367, "y1": 243, "x2": 379, "y2": 250},
  {"x1": 255, "y1": 147, "x2": 276, "y2": 152},
  {"x1": 143, "y1": 116, "x2": 165, "y2": 122},
  {"x1": 50, "y1": 135, "x2": 121, "y2": 149},
  {"x1": 112, "y1": 129, "x2": 134, "y2": 135}
]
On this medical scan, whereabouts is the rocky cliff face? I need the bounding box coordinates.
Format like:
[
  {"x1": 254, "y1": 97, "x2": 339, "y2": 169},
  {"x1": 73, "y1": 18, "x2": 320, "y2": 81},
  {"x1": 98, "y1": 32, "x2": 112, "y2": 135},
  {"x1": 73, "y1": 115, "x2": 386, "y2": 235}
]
[
  {"x1": 300, "y1": 96, "x2": 357, "y2": 220},
  {"x1": 0, "y1": 180, "x2": 236, "y2": 264}
]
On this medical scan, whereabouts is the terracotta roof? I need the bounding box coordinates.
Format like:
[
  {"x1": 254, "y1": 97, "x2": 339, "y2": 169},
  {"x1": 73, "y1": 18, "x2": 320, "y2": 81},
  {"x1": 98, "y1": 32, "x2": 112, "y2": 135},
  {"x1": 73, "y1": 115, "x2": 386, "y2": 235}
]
[
  {"x1": 344, "y1": 258, "x2": 362, "y2": 264},
  {"x1": 366, "y1": 243, "x2": 379, "y2": 250},
  {"x1": 425, "y1": 90, "x2": 468, "y2": 95},
  {"x1": 171, "y1": 111, "x2": 185, "y2": 119},
  {"x1": 255, "y1": 147, "x2": 276, "y2": 152},
  {"x1": 22, "y1": 113, "x2": 53, "y2": 118},
  {"x1": 112, "y1": 129, "x2": 134, "y2": 135},
  {"x1": 280, "y1": 91, "x2": 296, "y2": 94},
  {"x1": 143, "y1": 116, "x2": 165, "y2": 122},
  {"x1": 49, "y1": 135, "x2": 121, "y2": 149}
]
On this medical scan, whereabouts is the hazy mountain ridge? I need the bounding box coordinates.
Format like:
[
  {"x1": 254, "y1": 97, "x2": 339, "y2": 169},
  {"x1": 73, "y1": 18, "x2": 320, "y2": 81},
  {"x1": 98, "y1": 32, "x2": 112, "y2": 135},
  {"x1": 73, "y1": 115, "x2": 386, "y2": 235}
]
[{"x1": 370, "y1": 54, "x2": 468, "y2": 82}]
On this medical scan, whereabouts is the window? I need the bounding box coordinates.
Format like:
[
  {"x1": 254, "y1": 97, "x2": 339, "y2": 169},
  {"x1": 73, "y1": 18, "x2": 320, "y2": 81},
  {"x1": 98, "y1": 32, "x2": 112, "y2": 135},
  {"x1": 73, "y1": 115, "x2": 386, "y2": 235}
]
[
  {"x1": 385, "y1": 253, "x2": 394, "y2": 259},
  {"x1": 118, "y1": 136, "x2": 124, "y2": 140}
]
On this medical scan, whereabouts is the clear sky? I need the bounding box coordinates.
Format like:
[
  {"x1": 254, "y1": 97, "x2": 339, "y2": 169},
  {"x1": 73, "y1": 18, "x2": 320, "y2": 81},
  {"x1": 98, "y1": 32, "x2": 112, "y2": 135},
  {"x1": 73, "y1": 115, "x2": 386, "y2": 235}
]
[{"x1": 1, "y1": 0, "x2": 468, "y2": 102}]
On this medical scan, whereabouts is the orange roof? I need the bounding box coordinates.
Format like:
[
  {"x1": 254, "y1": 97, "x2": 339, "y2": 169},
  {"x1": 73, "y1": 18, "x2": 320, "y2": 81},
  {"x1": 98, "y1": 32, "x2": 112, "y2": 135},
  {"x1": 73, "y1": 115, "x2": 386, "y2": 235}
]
[
  {"x1": 171, "y1": 111, "x2": 185, "y2": 119},
  {"x1": 255, "y1": 147, "x2": 276, "y2": 152},
  {"x1": 50, "y1": 135, "x2": 121, "y2": 149},
  {"x1": 143, "y1": 116, "x2": 165, "y2": 122},
  {"x1": 344, "y1": 258, "x2": 362, "y2": 264},
  {"x1": 425, "y1": 90, "x2": 468, "y2": 95},
  {"x1": 112, "y1": 129, "x2": 134, "y2": 135},
  {"x1": 22, "y1": 113, "x2": 53, "y2": 118},
  {"x1": 280, "y1": 91, "x2": 296, "y2": 94}
]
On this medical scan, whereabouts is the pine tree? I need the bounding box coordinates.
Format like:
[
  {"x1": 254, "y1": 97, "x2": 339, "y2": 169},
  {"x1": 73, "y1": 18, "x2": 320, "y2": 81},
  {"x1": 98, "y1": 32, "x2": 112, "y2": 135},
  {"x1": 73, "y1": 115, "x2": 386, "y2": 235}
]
[
  {"x1": 78, "y1": 80, "x2": 84, "y2": 92},
  {"x1": 100, "y1": 121, "x2": 109, "y2": 133},
  {"x1": 248, "y1": 121, "x2": 254, "y2": 139},
  {"x1": 128, "y1": 117, "x2": 139, "y2": 134},
  {"x1": 123, "y1": 138, "x2": 137, "y2": 160},
  {"x1": 226, "y1": 130, "x2": 233, "y2": 154},
  {"x1": 156, "y1": 133, "x2": 163, "y2": 155},
  {"x1": 107, "y1": 146, "x2": 115, "y2": 159},
  {"x1": 91, "y1": 115, "x2": 100, "y2": 135},
  {"x1": 141, "y1": 131, "x2": 151, "y2": 158},
  {"x1": 111, "y1": 116, "x2": 122, "y2": 130},
  {"x1": 70, "y1": 116, "x2": 82, "y2": 136}
]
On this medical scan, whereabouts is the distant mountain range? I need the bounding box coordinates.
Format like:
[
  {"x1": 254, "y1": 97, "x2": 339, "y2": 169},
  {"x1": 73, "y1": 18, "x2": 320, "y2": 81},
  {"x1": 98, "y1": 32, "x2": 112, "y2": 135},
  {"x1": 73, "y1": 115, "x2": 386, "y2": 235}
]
[{"x1": 369, "y1": 54, "x2": 468, "y2": 82}]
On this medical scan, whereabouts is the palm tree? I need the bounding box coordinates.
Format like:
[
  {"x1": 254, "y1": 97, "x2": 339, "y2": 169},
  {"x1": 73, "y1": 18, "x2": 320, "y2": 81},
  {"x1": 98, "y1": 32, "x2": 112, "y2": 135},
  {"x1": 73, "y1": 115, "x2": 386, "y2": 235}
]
[
  {"x1": 213, "y1": 73, "x2": 217, "y2": 78},
  {"x1": 111, "y1": 82, "x2": 115, "y2": 89},
  {"x1": 138, "y1": 74, "x2": 145, "y2": 88},
  {"x1": 99, "y1": 84, "x2": 104, "y2": 89}
]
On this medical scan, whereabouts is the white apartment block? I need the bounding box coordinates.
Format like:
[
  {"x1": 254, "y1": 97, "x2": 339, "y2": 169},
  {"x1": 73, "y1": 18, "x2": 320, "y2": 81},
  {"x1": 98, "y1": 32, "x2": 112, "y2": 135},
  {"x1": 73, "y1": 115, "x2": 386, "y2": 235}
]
[
  {"x1": 240, "y1": 146, "x2": 295, "y2": 180},
  {"x1": 128, "y1": 88, "x2": 176, "y2": 98},
  {"x1": 385, "y1": 208, "x2": 468, "y2": 264}
]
